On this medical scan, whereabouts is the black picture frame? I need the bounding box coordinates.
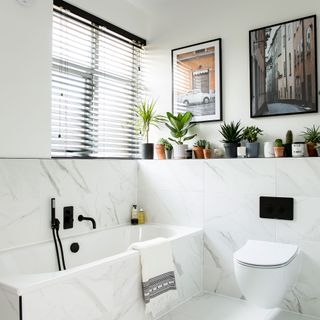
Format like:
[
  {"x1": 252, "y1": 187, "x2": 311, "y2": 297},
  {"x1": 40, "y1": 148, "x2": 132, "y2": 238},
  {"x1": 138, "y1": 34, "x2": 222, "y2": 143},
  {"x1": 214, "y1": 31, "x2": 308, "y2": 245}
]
[
  {"x1": 249, "y1": 15, "x2": 318, "y2": 118},
  {"x1": 172, "y1": 38, "x2": 222, "y2": 123}
]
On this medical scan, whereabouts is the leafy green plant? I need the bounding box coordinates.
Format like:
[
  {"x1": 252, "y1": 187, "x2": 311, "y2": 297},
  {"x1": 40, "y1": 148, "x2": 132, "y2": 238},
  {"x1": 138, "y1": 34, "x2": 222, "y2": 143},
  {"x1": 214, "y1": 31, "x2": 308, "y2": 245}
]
[
  {"x1": 301, "y1": 125, "x2": 320, "y2": 143},
  {"x1": 165, "y1": 112, "x2": 197, "y2": 145},
  {"x1": 134, "y1": 99, "x2": 166, "y2": 143},
  {"x1": 242, "y1": 126, "x2": 263, "y2": 143},
  {"x1": 285, "y1": 130, "x2": 293, "y2": 144},
  {"x1": 219, "y1": 121, "x2": 243, "y2": 143},
  {"x1": 158, "y1": 138, "x2": 173, "y2": 151},
  {"x1": 193, "y1": 139, "x2": 208, "y2": 148},
  {"x1": 274, "y1": 139, "x2": 283, "y2": 147}
]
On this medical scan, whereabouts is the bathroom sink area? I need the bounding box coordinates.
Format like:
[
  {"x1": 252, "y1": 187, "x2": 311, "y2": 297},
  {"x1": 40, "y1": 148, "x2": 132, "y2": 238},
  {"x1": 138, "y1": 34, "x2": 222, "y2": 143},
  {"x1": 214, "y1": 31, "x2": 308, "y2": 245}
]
[{"x1": 160, "y1": 294, "x2": 320, "y2": 320}]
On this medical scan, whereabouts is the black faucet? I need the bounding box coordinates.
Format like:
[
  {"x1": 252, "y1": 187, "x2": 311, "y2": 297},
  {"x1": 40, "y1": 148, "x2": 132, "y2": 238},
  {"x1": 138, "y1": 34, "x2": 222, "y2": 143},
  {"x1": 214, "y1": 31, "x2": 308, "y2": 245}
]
[{"x1": 78, "y1": 215, "x2": 96, "y2": 229}]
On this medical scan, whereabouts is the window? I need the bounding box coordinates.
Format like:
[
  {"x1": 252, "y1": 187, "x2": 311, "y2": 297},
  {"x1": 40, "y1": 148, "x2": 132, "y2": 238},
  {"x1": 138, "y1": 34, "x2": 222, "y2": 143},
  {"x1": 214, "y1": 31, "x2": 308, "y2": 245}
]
[{"x1": 52, "y1": 0, "x2": 146, "y2": 158}]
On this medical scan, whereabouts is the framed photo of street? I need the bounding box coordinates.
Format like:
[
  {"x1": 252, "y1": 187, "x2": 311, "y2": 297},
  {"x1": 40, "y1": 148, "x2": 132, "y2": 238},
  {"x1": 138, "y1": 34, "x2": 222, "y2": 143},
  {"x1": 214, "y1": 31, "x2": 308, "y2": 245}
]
[
  {"x1": 172, "y1": 38, "x2": 222, "y2": 123},
  {"x1": 249, "y1": 15, "x2": 318, "y2": 118}
]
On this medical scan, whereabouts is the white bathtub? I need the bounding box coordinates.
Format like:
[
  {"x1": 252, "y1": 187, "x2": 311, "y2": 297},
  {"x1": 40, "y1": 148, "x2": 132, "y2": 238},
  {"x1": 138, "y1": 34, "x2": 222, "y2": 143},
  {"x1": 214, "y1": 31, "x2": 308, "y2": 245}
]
[{"x1": 0, "y1": 224, "x2": 203, "y2": 320}]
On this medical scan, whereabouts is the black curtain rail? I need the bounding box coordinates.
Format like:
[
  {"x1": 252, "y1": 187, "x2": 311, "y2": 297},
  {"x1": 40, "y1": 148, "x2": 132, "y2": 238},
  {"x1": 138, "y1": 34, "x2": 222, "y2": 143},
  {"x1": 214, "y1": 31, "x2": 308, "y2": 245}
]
[{"x1": 53, "y1": 0, "x2": 147, "y2": 47}]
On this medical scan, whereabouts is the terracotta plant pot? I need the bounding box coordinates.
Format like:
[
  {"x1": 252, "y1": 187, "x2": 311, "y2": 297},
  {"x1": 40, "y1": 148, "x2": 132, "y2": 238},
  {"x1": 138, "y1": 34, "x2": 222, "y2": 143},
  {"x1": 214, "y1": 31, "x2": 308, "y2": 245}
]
[
  {"x1": 273, "y1": 146, "x2": 285, "y2": 158},
  {"x1": 306, "y1": 142, "x2": 318, "y2": 157},
  {"x1": 192, "y1": 146, "x2": 204, "y2": 159},
  {"x1": 155, "y1": 144, "x2": 166, "y2": 160},
  {"x1": 203, "y1": 149, "x2": 212, "y2": 159}
]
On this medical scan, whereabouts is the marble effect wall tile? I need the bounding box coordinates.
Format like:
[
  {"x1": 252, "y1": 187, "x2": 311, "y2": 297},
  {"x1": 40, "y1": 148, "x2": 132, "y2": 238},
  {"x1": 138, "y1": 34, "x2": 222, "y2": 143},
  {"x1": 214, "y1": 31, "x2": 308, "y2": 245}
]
[
  {"x1": 138, "y1": 160, "x2": 204, "y2": 227},
  {"x1": 139, "y1": 158, "x2": 320, "y2": 318},
  {"x1": 0, "y1": 159, "x2": 137, "y2": 250},
  {"x1": 0, "y1": 288, "x2": 19, "y2": 320}
]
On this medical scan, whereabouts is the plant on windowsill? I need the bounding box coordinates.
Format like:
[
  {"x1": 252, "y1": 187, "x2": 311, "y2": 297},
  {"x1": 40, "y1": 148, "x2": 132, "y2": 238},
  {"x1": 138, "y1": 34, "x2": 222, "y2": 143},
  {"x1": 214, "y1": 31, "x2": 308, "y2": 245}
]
[
  {"x1": 165, "y1": 111, "x2": 197, "y2": 159},
  {"x1": 301, "y1": 125, "x2": 320, "y2": 157},
  {"x1": 273, "y1": 139, "x2": 285, "y2": 158},
  {"x1": 203, "y1": 141, "x2": 212, "y2": 159},
  {"x1": 242, "y1": 126, "x2": 263, "y2": 158},
  {"x1": 219, "y1": 121, "x2": 243, "y2": 158},
  {"x1": 192, "y1": 139, "x2": 208, "y2": 159},
  {"x1": 284, "y1": 130, "x2": 293, "y2": 157},
  {"x1": 156, "y1": 138, "x2": 173, "y2": 160},
  {"x1": 134, "y1": 99, "x2": 166, "y2": 159}
]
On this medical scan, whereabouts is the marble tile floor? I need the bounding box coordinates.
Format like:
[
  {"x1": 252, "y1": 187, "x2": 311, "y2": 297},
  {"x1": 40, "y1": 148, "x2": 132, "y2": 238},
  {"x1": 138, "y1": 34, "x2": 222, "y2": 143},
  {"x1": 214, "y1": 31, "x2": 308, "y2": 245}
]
[{"x1": 159, "y1": 293, "x2": 320, "y2": 320}]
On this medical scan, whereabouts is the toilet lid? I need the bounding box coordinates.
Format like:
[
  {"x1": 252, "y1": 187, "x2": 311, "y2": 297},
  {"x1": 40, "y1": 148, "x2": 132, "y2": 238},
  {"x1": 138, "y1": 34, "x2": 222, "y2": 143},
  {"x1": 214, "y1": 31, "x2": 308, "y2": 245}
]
[{"x1": 234, "y1": 240, "x2": 298, "y2": 268}]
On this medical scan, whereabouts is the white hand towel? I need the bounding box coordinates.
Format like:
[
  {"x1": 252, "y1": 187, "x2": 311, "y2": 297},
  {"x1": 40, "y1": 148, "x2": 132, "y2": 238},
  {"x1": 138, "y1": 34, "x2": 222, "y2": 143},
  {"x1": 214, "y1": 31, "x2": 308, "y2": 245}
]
[{"x1": 129, "y1": 237, "x2": 178, "y2": 317}]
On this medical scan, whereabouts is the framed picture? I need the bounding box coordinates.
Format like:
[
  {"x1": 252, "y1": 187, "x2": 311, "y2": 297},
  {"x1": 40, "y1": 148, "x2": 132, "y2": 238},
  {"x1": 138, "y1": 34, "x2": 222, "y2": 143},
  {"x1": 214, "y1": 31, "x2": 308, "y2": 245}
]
[
  {"x1": 250, "y1": 15, "x2": 317, "y2": 118},
  {"x1": 172, "y1": 38, "x2": 222, "y2": 123}
]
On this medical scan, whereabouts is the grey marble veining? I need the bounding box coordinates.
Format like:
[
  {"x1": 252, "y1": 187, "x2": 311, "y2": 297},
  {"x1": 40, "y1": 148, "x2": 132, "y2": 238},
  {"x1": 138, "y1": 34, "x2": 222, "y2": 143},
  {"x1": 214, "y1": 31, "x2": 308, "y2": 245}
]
[
  {"x1": 138, "y1": 159, "x2": 320, "y2": 319},
  {"x1": 0, "y1": 159, "x2": 137, "y2": 250}
]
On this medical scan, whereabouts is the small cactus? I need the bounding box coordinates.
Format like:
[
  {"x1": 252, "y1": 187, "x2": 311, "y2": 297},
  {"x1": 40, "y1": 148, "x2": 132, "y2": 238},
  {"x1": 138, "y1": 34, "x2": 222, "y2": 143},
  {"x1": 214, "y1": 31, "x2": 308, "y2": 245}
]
[
  {"x1": 274, "y1": 138, "x2": 283, "y2": 147},
  {"x1": 285, "y1": 130, "x2": 293, "y2": 144}
]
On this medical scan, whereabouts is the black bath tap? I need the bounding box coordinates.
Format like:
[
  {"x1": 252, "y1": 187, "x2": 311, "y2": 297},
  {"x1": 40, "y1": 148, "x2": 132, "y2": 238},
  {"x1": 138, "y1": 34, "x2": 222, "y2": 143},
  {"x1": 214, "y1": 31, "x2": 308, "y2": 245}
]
[{"x1": 78, "y1": 215, "x2": 96, "y2": 229}]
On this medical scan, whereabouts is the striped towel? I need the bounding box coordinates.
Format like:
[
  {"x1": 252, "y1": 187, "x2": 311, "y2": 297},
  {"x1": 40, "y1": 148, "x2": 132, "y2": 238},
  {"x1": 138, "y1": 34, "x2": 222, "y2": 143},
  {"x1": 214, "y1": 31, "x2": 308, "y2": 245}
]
[{"x1": 129, "y1": 237, "x2": 178, "y2": 316}]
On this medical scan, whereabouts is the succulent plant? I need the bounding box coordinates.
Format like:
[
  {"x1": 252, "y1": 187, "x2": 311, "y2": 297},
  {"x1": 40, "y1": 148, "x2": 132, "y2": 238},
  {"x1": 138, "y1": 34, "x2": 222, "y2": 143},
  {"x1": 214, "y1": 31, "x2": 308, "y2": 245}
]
[
  {"x1": 301, "y1": 125, "x2": 320, "y2": 143},
  {"x1": 193, "y1": 139, "x2": 208, "y2": 148},
  {"x1": 219, "y1": 121, "x2": 243, "y2": 143},
  {"x1": 285, "y1": 130, "x2": 293, "y2": 144},
  {"x1": 158, "y1": 138, "x2": 173, "y2": 151},
  {"x1": 274, "y1": 138, "x2": 283, "y2": 147},
  {"x1": 205, "y1": 141, "x2": 211, "y2": 150},
  {"x1": 242, "y1": 126, "x2": 263, "y2": 143}
]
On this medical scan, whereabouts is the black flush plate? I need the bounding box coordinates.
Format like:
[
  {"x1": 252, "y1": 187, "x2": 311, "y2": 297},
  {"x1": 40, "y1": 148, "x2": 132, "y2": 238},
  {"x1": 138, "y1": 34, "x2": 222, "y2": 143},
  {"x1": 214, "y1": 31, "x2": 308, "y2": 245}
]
[
  {"x1": 63, "y1": 206, "x2": 74, "y2": 229},
  {"x1": 260, "y1": 196, "x2": 294, "y2": 220}
]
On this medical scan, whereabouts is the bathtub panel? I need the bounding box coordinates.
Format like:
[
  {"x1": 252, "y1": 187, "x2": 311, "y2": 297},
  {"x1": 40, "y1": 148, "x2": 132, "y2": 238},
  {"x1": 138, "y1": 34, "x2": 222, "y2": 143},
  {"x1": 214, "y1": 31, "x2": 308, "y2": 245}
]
[
  {"x1": 172, "y1": 233, "x2": 203, "y2": 306},
  {"x1": 22, "y1": 254, "x2": 148, "y2": 320},
  {"x1": 0, "y1": 288, "x2": 19, "y2": 320},
  {"x1": 22, "y1": 262, "x2": 116, "y2": 320}
]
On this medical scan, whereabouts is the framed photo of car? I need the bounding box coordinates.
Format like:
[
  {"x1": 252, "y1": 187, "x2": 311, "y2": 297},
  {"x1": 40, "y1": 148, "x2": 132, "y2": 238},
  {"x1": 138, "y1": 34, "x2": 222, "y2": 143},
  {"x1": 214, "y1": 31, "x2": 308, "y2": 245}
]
[
  {"x1": 250, "y1": 15, "x2": 318, "y2": 118},
  {"x1": 172, "y1": 38, "x2": 222, "y2": 123}
]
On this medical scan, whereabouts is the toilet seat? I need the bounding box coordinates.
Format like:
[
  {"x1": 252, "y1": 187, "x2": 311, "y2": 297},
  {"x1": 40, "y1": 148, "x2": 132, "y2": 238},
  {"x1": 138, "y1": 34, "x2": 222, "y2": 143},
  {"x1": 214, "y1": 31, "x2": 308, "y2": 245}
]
[{"x1": 234, "y1": 240, "x2": 298, "y2": 269}]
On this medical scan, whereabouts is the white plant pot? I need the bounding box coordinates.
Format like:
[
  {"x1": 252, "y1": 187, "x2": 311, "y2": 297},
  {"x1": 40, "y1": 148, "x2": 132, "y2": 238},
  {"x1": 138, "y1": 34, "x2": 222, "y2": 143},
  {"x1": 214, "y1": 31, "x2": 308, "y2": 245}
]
[
  {"x1": 173, "y1": 144, "x2": 188, "y2": 159},
  {"x1": 264, "y1": 142, "x2": 274, "y2": 158},
  {"x1": 292, "y1": 143, "x2": 305, "y2": 157}
]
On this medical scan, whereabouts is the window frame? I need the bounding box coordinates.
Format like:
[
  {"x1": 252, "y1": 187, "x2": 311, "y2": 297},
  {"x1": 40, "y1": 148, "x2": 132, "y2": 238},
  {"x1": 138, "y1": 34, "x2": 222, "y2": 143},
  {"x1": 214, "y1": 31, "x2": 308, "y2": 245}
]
[{"x1": 52, "y1": 0, "x2": 146, "y2": 159}]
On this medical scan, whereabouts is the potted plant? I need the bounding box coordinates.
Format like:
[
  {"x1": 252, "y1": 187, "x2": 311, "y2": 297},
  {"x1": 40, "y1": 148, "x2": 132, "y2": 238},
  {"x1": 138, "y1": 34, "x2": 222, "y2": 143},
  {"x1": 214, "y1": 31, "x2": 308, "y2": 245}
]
[
  {"x1": 219, "y1": 121, "x2": 243, "y2": 158},
  {"x1": 134, "y1": 99, "x2": 166, "y2": 159},
  {"x1": 284, "y1": 130, "x2": 293, "y2": 157},
  {"x1": 156, "y1": 138, "x2": 173, "y2": 159},
  {"x1": 316, "y1": 145, "x2": 320, "y2": 157},
  {"x1": 273, "y1": 139, "x2": 285, "y2": 158},
  {"x1": 203, "y1": 141, "x2": 212, "y2": 159},
  {"x1": 242, "y1": 126, "x2": 263, "y2": 158},
  {"x1": 155, "y1": 139, "x2": 166, "y2": 160},
  {"x1": 163, "y1": 139, "x2": 173, "y2": 159},
  {"x1": 192, "y1": 139, "x2": 207, "y2": 159},
  {"x1": 301, "y1": 125, "x2": 320, "y2": 157},
  {"x1": 165, "y1": 111, "x2": 197, "y2": 159}
]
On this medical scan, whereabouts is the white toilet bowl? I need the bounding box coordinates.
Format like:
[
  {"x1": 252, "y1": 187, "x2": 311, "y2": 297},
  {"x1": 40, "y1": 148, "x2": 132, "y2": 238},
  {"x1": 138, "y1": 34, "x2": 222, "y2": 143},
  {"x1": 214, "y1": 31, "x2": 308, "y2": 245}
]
[{"x1": 233, "y1": 240, "x2": 300, "y2": 309}]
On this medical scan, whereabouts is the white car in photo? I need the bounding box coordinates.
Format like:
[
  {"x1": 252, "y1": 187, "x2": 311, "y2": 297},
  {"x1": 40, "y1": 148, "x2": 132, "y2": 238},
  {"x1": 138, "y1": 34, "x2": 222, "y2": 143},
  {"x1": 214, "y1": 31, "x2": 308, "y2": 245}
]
[{"x1": 178, "y1": 89, "x2": 215, "y2": 107}]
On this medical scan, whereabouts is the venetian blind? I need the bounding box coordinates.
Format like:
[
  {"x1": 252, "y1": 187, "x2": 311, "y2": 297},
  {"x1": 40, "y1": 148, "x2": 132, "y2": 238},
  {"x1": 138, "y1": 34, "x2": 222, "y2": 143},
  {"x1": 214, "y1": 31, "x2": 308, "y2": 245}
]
[{"x1": 52, "y1": 1, "x2": 145, "y2": 158}]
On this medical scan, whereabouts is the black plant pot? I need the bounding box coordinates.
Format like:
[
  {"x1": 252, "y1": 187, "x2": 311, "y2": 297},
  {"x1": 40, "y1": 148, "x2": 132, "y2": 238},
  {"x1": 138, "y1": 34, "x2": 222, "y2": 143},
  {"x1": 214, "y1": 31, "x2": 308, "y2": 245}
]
[
  {"x1": 246, "y1": 142, "x2": 260, "y2": 158},
  {"x1": 284, "y1": 143, "x2": 292, "y2": 157},
  {"x1": 224, "y1": 143, "x2": 238, "y2": 158},
  {"x1": 141, "y1": 143, "x2": 154, "y2": 159}
]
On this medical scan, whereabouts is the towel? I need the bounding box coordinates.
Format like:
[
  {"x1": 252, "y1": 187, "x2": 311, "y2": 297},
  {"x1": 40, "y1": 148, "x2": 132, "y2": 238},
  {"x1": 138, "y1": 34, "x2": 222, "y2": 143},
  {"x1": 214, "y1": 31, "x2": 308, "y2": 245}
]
[{"x1": 129, "y1": 237, "x2": 178, "y2": 317}]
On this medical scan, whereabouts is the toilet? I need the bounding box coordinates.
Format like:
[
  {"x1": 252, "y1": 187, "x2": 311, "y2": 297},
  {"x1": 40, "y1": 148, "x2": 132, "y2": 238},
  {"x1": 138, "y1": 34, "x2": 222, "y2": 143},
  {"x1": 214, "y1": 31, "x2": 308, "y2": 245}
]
[{"x1": 233, "y1": 240, "x2": 300, "y2": 309}]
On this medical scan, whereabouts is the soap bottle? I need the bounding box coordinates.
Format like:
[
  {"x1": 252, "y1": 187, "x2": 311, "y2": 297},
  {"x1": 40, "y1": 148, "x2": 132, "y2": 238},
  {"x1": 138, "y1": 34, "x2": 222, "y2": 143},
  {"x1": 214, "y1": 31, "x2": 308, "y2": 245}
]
[
  {"x1": 138, "y1": 208, "x2": 145, "y2": 224},
  {"x1": 131, "y1": 205, "x2": 138, "y2": 225}
]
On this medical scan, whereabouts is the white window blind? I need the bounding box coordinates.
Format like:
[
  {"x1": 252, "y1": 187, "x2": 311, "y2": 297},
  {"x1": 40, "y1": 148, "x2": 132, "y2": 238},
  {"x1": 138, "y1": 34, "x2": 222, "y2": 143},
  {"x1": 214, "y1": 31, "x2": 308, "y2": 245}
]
[{"x1": 52, "y1": 0, "x2": 146, "y2": 158}]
